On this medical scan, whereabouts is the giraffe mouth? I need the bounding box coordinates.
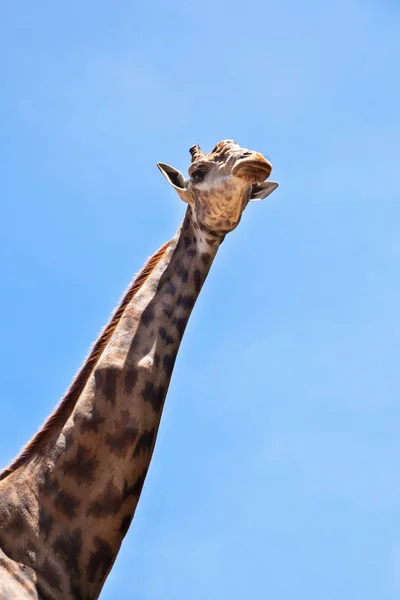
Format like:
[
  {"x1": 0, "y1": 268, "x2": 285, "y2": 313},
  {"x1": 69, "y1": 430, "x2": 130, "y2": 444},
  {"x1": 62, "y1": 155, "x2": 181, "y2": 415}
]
[{"x1": 233, "y1": 159, "x2": 272, "y2": 182}]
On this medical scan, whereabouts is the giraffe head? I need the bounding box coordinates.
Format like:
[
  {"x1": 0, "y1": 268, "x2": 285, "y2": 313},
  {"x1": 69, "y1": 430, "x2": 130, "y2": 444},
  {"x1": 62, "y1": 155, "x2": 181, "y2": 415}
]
[{"x1": 157, "y1": 139, "x2": 278, "y2": 236}]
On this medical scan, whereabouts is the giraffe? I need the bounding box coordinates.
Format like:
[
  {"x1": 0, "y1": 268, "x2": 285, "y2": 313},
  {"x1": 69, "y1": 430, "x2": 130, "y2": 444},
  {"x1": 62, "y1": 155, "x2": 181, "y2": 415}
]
[{"x1": 0, "y1": 140, "x2": 278, "y2": 600}]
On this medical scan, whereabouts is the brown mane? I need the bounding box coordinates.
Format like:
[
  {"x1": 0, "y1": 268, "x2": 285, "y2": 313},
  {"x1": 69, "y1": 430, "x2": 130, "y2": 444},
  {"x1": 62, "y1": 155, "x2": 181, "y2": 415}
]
[{"x1": 0, "y1": 241, "x2": 171, "y2": 481}]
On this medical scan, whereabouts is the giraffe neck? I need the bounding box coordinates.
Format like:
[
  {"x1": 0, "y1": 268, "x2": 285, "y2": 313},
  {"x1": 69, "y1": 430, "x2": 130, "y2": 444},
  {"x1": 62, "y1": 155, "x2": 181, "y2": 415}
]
[{"x1": 0, "y1": 207, "x2": 222, "y2": 600}]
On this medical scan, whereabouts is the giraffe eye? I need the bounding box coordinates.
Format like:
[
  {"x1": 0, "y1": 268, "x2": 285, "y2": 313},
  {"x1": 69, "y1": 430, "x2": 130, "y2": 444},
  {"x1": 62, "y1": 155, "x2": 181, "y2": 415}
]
[{"x1": 192, "y1": 170, "x2": 206, "y2": 183}]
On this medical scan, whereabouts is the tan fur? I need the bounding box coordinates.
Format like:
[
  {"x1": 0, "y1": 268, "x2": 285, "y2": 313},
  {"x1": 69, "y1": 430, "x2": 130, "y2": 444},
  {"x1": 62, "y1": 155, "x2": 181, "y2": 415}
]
[
  {"x1": 0, "y1": 242, "x2": 170, "y2": 482},
  {"x1": 0, "y1": 140, "x2": 278, "y2": 599}
]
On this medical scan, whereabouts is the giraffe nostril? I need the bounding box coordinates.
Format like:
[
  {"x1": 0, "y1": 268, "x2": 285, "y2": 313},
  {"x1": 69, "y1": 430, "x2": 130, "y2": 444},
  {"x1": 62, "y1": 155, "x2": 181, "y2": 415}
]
[{"x1": 240, "y1": 151, "x2": 252, "y2": 158}]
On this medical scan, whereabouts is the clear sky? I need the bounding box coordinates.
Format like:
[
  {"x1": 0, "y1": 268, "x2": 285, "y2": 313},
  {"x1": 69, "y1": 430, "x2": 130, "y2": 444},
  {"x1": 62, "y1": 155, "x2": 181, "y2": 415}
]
[{"x1": 1, "y1": 1, "x2": 399, "y2": 598}]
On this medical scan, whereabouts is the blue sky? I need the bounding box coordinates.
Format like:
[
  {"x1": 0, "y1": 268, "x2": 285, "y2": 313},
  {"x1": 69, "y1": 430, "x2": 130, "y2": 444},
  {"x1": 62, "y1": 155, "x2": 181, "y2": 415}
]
[{"x1": 1, "y1": 0, "x2": 400, "y2": 598}]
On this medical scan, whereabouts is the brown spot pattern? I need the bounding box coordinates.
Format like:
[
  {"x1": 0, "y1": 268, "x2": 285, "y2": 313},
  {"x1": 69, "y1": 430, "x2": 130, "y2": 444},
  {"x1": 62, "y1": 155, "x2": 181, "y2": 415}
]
[
  {"x1": 87, "y1": 482, "x2": 123, "y2": 517},
  {"x1": 102, "y1": 367, "x2": 119, "y2": 405},
  {"x1": 62, "y1": 444, "x2": 99, "y2": 485},
  {"x1": 94, "y1": 369, "x2": 104, "y2": 390},
  {"x1": 162, "y1": 301, "x2": 173, "y2": 318},
  {"x1": 166, "y1": 281, "x2": 176, "y2": 296},
  {"x1": 193, "y1": 269, "x2": 202, "y2": 292},
  {"x1": 0, "y1": 240, "x2": 170, "y2": 481},
  {"x1": 80, "y1": 406, "x2": 105, "y2": 434},
  {"x1": 123, "y1": 469, "x2": 148, "y2": 500},
  {"x1": 177, "y1": 265, "x2": 189, "y2": 283},
  {"x1": 140, "y1": 380, "x2": 165, "y2": 412},
  {"x1": 119, "y1": 513, "x2": 134, "y2": 537},
  {"x1": 124, "y1": 367, "x2": 138, "y2": 393},
  {"x1": 163, "y1": 354, "x2": 176, "y2": 375},
  {"x1": 38, "y1": 507, "x2": 53, "y2": 539},
  {"x1": 133, "y1": 428, "x2": 156, "y2": 458},
  {"x1": 54, "y1": 489, "x2": 80, "y2": 519},
  {"x1": 141, "y1": 304, "x2": 155, "y2": 326},
  {"x1": 54, "y1": 528, "x2": 82, "y2": 579},
  {"x1": 87, "y1": 537, "x2": 114, "y2": 583},
  {"x1": 159, "y1": 326, "x2": 174, "y2": 345},
  {"x1": 41, "y1": 558, "x2": 62, "y2": 591},
  {"x1": 39, "y1": 471, "x2": 60, "y2": 496},
  {"x1": 172, "y1": 316, "x2": 187, "y2": 337},
  {"x1": 177, "y1": 294, "x2": 195, "y2": 310},
  {"x1": 105, "y1": 412, "x2": 138, "y2": 456}
]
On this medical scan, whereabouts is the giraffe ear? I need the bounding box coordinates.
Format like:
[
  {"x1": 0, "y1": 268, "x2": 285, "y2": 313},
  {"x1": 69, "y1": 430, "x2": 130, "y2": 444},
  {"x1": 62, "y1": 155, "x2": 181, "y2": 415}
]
[
  {"x1": 250, "y1": 181, "x2": 279, "y2": 201},
  {"x1": 157, "y1": 163, "x2": 190, "y2": 203}
]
